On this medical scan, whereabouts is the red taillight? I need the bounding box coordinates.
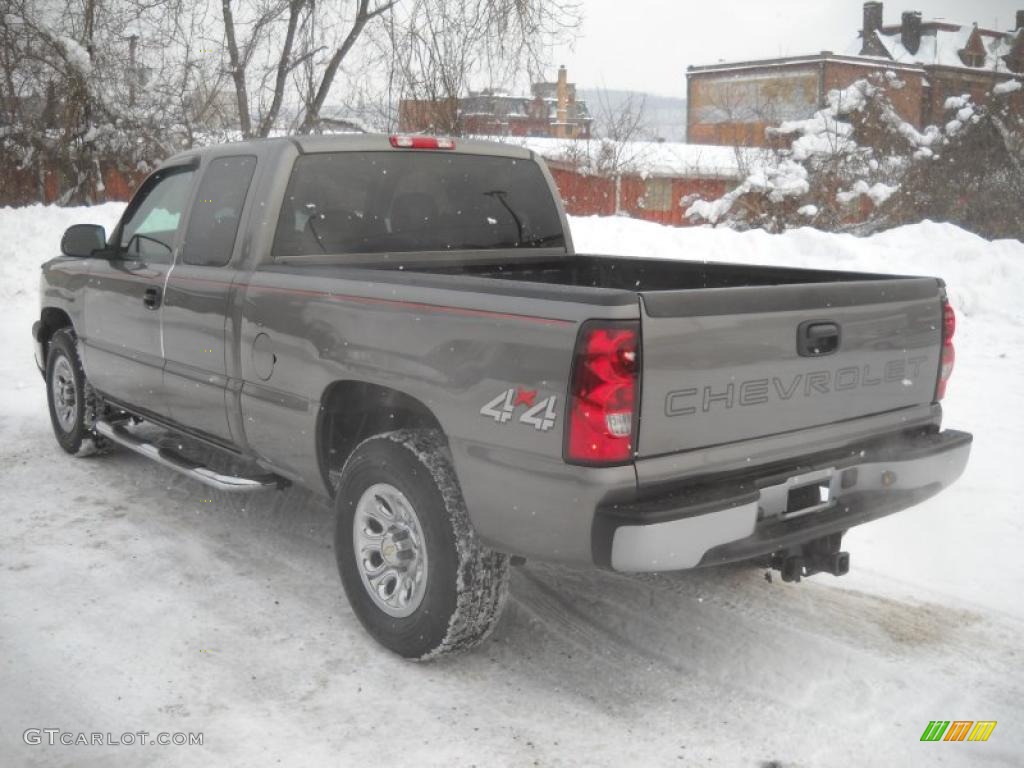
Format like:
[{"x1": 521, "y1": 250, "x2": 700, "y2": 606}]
[
  {"x1": 566, "y1": 322, "x2": 640, "y2": 464},
  {"x1": 942, "y1": 301, "x2": 956, "y2": 340},
  {"x1": 936, "y1": 299, "x2": 956, "y2": 400},
  {"x1": 389, "y1": 135, "x2": 455, "y2": 150}
]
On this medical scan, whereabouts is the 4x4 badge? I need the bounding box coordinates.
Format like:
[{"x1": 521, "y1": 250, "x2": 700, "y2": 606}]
[{"x1": 480, "y1": 387, "x2": 557, "y2": 431}]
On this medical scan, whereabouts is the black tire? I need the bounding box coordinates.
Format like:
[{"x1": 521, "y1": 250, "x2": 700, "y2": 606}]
[
  {"x1": 45, "y1": 328, "x2": 108, "y2": 457},
  {"x1": 334, "y1": 429, "x2": 509, "y2": 660}
]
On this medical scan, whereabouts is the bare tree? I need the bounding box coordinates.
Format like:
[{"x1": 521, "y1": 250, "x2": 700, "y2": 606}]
[
  {"x1": 218, "y1": 0, "x2": 399, "y2": 138},
  {"x1": 547, "y1": 89, "x2": 650, "y2": 179},
  {"x1": 0, "y1": 0, "x2": 582, "y2": 203},
  {"x1": 589, "y1": 89, "x2": 650, "y2": 175},
  {"x1": 381, "y1": 0, "x2": 581, "y2": 136}
]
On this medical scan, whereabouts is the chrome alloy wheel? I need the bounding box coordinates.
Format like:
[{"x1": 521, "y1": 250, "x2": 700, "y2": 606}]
[
  {"x1": 353, "y1": 483, "x2": 429, "y2": 618},
  {"x1": 51, "y1": 355, "x2": 77, "y2": 432}
]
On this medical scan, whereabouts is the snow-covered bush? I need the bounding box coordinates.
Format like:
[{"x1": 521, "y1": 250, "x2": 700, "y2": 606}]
[
  {"x1": 885, "y1": 86, "x2": 1024, "y2": 240},
  {"x1": 687, "y1": 72, "x2": 1024, "y2": 240},
  {"x1": 686, "y1": 75, "x2": 923, "y2": 232}
]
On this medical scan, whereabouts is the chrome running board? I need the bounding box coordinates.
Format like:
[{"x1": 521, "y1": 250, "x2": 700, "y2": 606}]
[{"x1": 95, "y1": 421, "x2": 285, "y2": 493}]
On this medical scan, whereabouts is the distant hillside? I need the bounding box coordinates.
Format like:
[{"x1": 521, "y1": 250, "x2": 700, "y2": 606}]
[{"x1": 579, "y1": 89, "x2": 687, "y2": 143}]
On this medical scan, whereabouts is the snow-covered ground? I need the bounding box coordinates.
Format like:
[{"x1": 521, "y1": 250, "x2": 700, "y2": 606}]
[{"x1": 1, "y1": 206, "x2": 1022, "y2": 767}]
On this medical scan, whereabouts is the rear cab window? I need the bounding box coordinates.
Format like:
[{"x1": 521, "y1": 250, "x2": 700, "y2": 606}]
[
  {"x1": 182, "y1": 155, "x2": 258, "y2": 267},
  {"x1": 272, "y1": 151, "x2": 565, "y2": 258}
]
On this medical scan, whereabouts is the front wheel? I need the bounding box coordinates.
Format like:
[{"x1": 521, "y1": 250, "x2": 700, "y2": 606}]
[
  {"x1": 45, "y1": 328, "x2": 107, "y2": 456},
  {"x1": 334, "y1": 430, "x2": 509, "y2": 660}
]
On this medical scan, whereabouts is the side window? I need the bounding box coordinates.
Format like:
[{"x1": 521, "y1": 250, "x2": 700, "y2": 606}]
[
  {"x1": 118, "y1": 167, "x2": 195, "y2": 263},
  {"x1": 181, "y1": 156, "x2": 257, "y2": 267}
]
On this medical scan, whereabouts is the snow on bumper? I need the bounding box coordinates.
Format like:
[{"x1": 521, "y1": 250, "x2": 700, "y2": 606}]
[{"x1": 606, "y1": 429, "x2": 972, "y2": 573}]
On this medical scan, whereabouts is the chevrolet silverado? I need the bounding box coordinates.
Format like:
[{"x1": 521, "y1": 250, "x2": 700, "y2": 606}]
[{"x1": 33, "y1": 134, "x2": 971, "y2": 658}]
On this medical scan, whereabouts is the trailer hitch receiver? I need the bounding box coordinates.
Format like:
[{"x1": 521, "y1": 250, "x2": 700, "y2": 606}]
[{"x1": 770, "y1": 533, "x2": 849, "y2": 583}]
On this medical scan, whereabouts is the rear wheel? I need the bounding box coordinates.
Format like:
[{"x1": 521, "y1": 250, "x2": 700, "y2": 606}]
[
  {"x1": 334, "y1": 429, "x2": 509, "y2": 660},
  {"x1": 45, "y1": 328, "x2": 108, "y2": 456}
]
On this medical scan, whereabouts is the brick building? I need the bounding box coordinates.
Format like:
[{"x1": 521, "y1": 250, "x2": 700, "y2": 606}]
[
  {"x1": 687, "y1": 3, "x2": 1024, "y2": 147},
  {"x1": 398, "y1": 66, "x2": 592, "y2": 138}
]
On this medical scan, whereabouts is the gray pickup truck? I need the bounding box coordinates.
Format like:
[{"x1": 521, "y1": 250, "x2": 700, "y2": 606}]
[{"x1": 34, "y1": 134, "x2": 971, "y2": 659}]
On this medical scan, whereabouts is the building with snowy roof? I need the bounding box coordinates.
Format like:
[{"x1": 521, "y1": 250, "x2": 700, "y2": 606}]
[
  {"x1": 398, "y1": 66, "x2": 592, "y2": 139},
  {"x1": 686, "y1": 2, "x2": 1024, "y2": 147}
]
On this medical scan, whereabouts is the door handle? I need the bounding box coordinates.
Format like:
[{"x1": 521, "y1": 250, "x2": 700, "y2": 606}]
[
  {"x1": 797, "y1": 320, "x2": 840, "y2": 357},
  {"x1": 143, "y1": 286, "x2": 162, "y2": 310}
]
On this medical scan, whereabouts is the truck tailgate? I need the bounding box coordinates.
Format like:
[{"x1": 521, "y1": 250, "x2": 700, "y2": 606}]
[{"x1": 637, "y1": 278, "x2": 943, "y2": 458}]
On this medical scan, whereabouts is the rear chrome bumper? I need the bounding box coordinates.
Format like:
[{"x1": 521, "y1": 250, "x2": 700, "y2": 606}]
[{"x1": 601, "y1": 429, "x2": 972, "y2": 573}]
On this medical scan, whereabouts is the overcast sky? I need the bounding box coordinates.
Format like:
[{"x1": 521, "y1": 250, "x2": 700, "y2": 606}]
[{"x1": 549, "y1": 0, "x2": 1023, "y2": 98}]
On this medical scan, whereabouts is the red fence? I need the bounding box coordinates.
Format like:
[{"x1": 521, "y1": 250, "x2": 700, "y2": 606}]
[
  {"x1": 549, "y1": 166, "x2": 731, "y2": 227},
  {"x1": 0, "y1": 163, "x2": 148, "y2": 206},
  {"x1": 3, "y1": 160, "x2": 734, "y2": 230}
]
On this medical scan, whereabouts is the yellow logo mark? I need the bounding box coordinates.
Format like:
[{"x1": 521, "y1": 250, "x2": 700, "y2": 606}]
[{"x1": 967, "y1": 721, "x2": 997, "y2": 742}]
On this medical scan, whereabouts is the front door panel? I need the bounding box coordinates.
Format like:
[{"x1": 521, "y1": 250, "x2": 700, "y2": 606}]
[
  {"x1": 83, "y1": 258, "x2": 170, "y2": 413},
  {"x1": 82, "y1": 165, "x2": 196, "y2": 414}
]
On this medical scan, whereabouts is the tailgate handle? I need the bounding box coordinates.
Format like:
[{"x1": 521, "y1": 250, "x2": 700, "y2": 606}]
[{"x1": 797, "y1": 321, "x2": 840, "y2": 357}]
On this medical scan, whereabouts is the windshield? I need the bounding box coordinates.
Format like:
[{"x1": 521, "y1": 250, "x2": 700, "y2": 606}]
[{"x1": 272, "y1": 151, "x2": 565, "y2": 258}]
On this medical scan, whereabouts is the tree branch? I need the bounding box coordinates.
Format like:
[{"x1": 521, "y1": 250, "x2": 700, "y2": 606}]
[
  {"x1": 221, "y1": 0, "x2": 252, "y2": 137},
  {"x1": 299, "y1": 0, "x2": 397, "y2": 133}
]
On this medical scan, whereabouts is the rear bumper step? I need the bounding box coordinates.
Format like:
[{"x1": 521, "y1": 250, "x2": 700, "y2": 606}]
[
  {"x1": 95, "y1": 421, "x2": 285, "y2": 493},
  {"x1": 598, "y1": 428, "x2": 971, "y2": 572}
]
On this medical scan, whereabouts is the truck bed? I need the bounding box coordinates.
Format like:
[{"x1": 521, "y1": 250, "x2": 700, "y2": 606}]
[
  {"x1": 396, "y1": 252, "x2": 945, "y2": 458},
  {"x1": 411, "y1": 253, "x2": 901, "y2": 291}
]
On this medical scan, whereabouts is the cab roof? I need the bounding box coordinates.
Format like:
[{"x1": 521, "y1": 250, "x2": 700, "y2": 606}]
[{"x1": 163, "y1": 133, "x2": 536, "y2": 168}]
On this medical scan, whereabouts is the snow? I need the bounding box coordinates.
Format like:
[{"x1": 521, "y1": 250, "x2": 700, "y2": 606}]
[
  {"x1": 776, "y1": 113, "x2": 857, "y2": 162},
  {"x1": 2, "y1": 205, "x2": 1023, "y2": 765},
  {"x1": 489, "y1": 135, "x2": 765, "y2": 180},
  {"x1": 57, "y1": 35, "x2": 93, "y2": 76},
  {"x1": 762, "y1": 80, "x2": 869, "y2": 163},
  {"x1": 836, "y1": 180, "x2": 898, "y2": 206},
  {"x1": 684, "y1": 190, "x2": 738, "y2": 225},
  {"x1": 685, "y1": 159, "x2": 809, "y2": 223},
  {"x1": 856, "y1": 23, "x2": 1019, "y2": 75},
  {"x1": 993, "y1": 79, "x2": 1023, "y2": 95},
  {"x1": 0, "y1": 204, "x2": 124, "y2": 303}
]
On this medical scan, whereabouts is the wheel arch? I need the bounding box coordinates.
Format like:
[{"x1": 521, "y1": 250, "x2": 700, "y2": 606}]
[
  {"x1": 316, "y1": 380, "x2": 445, "y2": 496},
  {"x1": 36, "y1": 307, "x2": 75, "y2": 368}
]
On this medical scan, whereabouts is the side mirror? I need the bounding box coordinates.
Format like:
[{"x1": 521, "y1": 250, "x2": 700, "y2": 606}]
[{"x1": 61, "y1": 224, "x2": 107, "y2": 258}]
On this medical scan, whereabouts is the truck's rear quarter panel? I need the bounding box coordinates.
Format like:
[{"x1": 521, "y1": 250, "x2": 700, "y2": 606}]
[{"x1": 237, "y1": 270, "x2": 638, "y2": 564}]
